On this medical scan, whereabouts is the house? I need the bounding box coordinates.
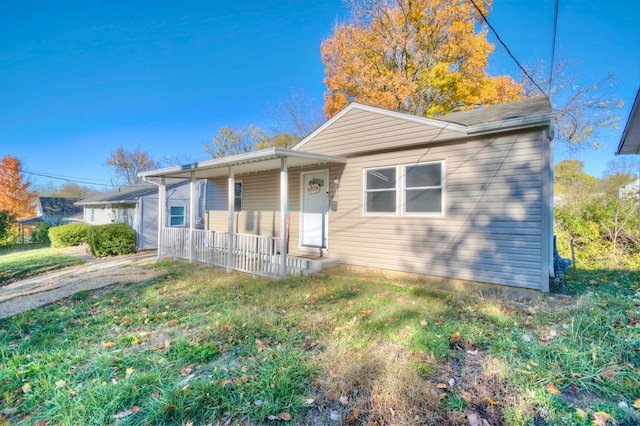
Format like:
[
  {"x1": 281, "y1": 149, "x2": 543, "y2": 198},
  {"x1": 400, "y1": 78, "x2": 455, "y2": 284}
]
[
  {"x1": 139, "y1": 96, "x2": 555, "y2": 292},
  {"x1": 616, "y1": 88, "x2": 640, "y2": 156},
  {"x1": 17, "y1": 197, "x2": 83, "y2": 242},
  {"x1": 75, "y1": 180, "x2": 207, "y2": 250},
  {"x1": 616, "y1": 88, "x2": 640, "y2": 229}
]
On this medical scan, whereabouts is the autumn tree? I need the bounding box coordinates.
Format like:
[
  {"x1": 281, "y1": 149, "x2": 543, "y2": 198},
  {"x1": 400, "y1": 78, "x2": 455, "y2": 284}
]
[
  {"x1": 204, "y1": 126, "x2": 267, "y2": 158},
  {"x1": 106, "y1": 145, "x2": 158, "y2": 185},
  {"x1": 554, "y1": 160, "x2": 597, "y2": 196},
  {"x1": 524, "y1": 60, "x2": 624, "y2": 151},
  {"x1": 0, "y1": 155, "x2": 36, "y2": 220},
  {"x1": 321, "y1": 0, "x2": 523, "y2": 119}
]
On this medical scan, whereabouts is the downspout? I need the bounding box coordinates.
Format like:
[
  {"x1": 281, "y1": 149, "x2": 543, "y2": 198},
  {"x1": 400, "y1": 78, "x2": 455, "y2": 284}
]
[{"x1": 143, "y1": 176, "x2": 166, "y2": 260}]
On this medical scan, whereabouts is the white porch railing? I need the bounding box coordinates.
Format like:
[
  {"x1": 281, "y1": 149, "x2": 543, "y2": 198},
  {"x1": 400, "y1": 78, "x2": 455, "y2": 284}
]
[{"x1": 161, "y1": 228, "x2": 280, "y2": 278}]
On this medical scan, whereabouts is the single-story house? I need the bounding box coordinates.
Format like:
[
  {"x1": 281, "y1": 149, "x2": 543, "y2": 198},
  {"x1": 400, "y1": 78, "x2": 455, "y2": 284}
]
[
  {"x1": 17, "y1": 197, "x2": 83, "y2": 242},
  {"x1": 75, "y1": 179, "x2": 207, "y2": 250},
  {"x1": 140, "y1": 96, "x2": 555, "y2": 292}
]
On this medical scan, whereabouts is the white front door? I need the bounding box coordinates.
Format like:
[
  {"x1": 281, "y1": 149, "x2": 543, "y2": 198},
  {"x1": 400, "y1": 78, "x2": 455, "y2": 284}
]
[{"x1": 301, "y1": 171, "x2": 329, "y2": 248}]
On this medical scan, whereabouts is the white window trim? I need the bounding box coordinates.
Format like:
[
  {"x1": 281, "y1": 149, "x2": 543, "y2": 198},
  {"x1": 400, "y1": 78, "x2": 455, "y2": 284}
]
[
  {"x1": 363, "y1": 166, "x2": 399, "y2": 216},
  {"x1": 169, "y1": 204, "x2": 187, "y2": 227},
  {"x1": 402, "y1": 161, "x2": 445, "y2": 217}
]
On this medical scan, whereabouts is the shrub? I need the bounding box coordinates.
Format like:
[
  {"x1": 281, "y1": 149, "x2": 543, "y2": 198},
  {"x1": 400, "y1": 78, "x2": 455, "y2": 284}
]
[
  {"x1": 0, "y1": 211, "x2": 17, "y2": 246},
  {"x1": 88, "y1": 223, "x2": 136, "y2": 257},
  {"x1": 32, "y1": 222, "x2": 51, "y2": 244},
  {"x1": 48, "y1": 223, "x2": 91, "y2": 248}
]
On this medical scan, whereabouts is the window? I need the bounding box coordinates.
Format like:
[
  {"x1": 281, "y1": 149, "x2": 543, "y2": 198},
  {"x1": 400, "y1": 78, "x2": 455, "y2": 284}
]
[
  {"x1": 403, "y1": 162, "x2": 444, "y2": 215},
  {"x1": 90, "y1": 208, "x2": 95, "y2": 223},
  {"x1": 169, "y1": 206, "x2": 186, "y2": 226},
  {"x1": 234, "y1": 182, "x2": 242, "y2": 212},
  {"x1": 363, "y1": 167, "x2": 397, "y2": 214}
]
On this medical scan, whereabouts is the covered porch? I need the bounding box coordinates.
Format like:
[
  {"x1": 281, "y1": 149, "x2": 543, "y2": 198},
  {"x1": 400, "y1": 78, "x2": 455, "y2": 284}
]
[{"x1": 138, "y1": 147, "x2": 346, "y2": 279}]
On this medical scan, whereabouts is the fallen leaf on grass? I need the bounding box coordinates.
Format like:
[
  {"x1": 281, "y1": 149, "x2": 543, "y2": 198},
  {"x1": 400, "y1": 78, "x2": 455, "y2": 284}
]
[
  {"x1": 21, "y1": 383, "x2": 31, "y2": 394},
  {"x1": 277, "y1": 412, "x2": 292, "y2": 421},
  {"x1": 575, "y1": 408, "x2": 587, "y2": 420},
  {"x1": 600, "y1": 369, "x2": 616, "y2": 379},
  {"x1": 113, "y1": 406, "x2": 142, "y2": 419},
  {"x1": 633, "y1": 399, "x2": 640, "y2": 409},
  {"x1": 483, "y1": 397, "x2": 497, "y2": 405},
  {"x1": 451, "y1": 332, "x2": 461, "y2": 341},
  {"x1": 592, "y1": 411, "x2": 615, "y2": 425},
  {"x1": 102, "y1": 341, "x2": 116, "y2": 349},
  {"x1": 125, "y1": 367, "x2": 135, "y2": 376},
  {"x1": 528, "y1": 360, "x2": 539, "y2": 368},
  {"x1": 436, "y1": 383, "x2": 448, "y2": 389},
  {"x1": 546, "y1": 384, "x2": 561, "y2": 395}
]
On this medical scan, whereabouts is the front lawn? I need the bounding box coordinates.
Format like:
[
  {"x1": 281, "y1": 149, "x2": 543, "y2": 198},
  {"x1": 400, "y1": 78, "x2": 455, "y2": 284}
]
[
  {"x1": 0, "y1": 261, "x2": 638, "y2": 425},
  {"x1": 0, "y1": 247, "x2": 85, "y2": 284}
]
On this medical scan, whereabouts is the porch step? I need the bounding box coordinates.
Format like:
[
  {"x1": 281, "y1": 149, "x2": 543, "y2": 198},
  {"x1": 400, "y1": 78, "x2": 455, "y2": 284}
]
[{"x1": 267, "y1": 256, "x2": 340, "y2": 276}]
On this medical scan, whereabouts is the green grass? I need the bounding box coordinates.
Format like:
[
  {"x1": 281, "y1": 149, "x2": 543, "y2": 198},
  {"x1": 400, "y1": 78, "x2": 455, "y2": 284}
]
[
  {"x1": 0, "y1": 258, "x2": 638, "y2": 425},
  {"x1": 0, "y1": 246, "x2": 85, "y2": 283}
]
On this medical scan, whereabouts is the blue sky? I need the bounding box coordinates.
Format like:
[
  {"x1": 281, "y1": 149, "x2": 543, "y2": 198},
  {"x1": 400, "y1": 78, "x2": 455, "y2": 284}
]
[{"x1": 0, "y1": 0, "x2": 638, "y2": 190}]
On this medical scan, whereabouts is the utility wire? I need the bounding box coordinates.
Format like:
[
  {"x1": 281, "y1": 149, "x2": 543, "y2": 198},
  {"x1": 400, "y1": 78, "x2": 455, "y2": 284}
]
[
  {"x1": 467, "y1": 0, "x2": 550, "y2": 101},
  {"x1": 549, "y1": 0, "x2": 559, "y2": 85}
]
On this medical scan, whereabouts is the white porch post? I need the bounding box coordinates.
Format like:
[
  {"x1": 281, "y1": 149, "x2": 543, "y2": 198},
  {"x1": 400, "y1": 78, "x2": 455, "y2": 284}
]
[
  {"x1": 189, "y1": 172, "x2": 196, "y2": 263},
  {"x1": 157, "y1": 177, "x2": 166, "y2": 260},
  {"x1": 279, "y1": 157, "x2": 288, "y2": 280},
  {"x1": 226, "y1": 167, "x2": 235, "y2": 273}
]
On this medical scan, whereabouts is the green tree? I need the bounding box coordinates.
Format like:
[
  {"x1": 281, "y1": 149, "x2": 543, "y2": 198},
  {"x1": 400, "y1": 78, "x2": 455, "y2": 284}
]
[{"x1": 554, "y1": 160, "x2": 597, "y2": 196}]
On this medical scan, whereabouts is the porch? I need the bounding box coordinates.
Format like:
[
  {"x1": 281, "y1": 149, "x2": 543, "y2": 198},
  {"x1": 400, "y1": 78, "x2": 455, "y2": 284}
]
[
  {"x1": 139, "y1": 147, "x2": 346, "y2": 280},
  {"x1": 160, "y1": 227, "x2": 339, "y2": 278}
]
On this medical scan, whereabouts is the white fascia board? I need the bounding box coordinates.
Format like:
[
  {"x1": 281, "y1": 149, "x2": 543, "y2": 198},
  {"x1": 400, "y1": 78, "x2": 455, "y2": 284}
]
[
  {"x1": 292, "y1": 103, "x2": 467, "y2": 151},
  {"x1": 465, "y1": 113, "x2": 556, "y2": 137},
  {"x1": 138, "y1": 147, "x2": 346, "y2": 179}
]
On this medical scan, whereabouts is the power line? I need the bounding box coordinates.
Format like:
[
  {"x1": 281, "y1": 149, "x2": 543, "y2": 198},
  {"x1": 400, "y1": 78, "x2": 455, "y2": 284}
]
[
  {"x1": 467, "y1": 0, "x2": 550, "y2": 101},
  {"x1": 0, "y1": 165, "x2": 113, "y2": 187},
  {"x1": 549, "y1": 0, "x2": 559, "y2": 85}
]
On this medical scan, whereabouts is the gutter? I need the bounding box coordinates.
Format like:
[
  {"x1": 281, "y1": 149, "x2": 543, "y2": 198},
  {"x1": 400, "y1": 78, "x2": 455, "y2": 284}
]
[{"x1": 465, "y1": 113, "x2": 556, "y2": 137}]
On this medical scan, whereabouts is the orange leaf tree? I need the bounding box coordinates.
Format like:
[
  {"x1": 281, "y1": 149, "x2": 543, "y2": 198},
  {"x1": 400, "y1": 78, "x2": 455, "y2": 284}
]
[
  {"x1": 0, "y1": 155, "x2": 36, "y2": 220},
  {"x1": 321, "y1": 0, "x2": 524, "y2": 119}
]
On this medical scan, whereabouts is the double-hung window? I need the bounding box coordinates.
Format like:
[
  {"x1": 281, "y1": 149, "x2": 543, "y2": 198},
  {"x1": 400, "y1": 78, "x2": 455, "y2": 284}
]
[
  {"x1": 403, "y1": 162, "x2": 444, "y2": 215},
  {"x1": 169, "y1": 205, "x2": 186, "y2": 226},
  {"x1": 363, "y1": 166, "x2": 397, "y2": 214}
]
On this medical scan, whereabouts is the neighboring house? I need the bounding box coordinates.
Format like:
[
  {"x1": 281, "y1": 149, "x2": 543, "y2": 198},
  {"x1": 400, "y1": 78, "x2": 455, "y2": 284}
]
[
  {"x1": 140, "y1": 96, "x2": 556, "y2": 292},
  {"x1": 616, "y1": 89, "x2": 640, "y2": 229},
  {"x1": 75, "y1": 180, "x2": 207, "y2": 250},
  {"x1": 616, "y1": 88, "x2": 640, "y2": 156},
  {"x1": 17, "y1": 197, "x2": 83, "y2": 242}
]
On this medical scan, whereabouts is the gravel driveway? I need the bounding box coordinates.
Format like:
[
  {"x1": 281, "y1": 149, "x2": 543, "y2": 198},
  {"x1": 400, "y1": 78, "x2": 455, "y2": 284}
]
[{"x1": 0, "y1": 252, "x2": 160, "y2": 319}]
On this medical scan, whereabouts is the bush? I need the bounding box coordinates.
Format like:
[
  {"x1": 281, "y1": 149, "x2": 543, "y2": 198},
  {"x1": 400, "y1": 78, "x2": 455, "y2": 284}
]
[
  {"x1": 88, "y1": 223, "x2": 136, "y2": 257},
  {"x1": 0, "y1": 211, "x2": 18, "y2": 247},
  {"x1": 49, "y1": 223, "x2": 91, "y2": 248},
  {"x1": 32, "y1": 222, "x2": 51, "y2": 244}
]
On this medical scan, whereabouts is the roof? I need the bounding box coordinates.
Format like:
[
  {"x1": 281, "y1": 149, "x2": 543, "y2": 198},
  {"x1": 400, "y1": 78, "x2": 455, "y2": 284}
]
[
  {"x1": 39, "y1": 197, "x2": 83, "y2": 215},
  {"x1": 138, "y1": 147, "x2": 347, "y2": 180},
  {"x1": 616, "y1": 88, "x2": 640, "y2": 155},
  {"x1": 75, "y1": 182, "x2": 162, "y2": 206},
  {"x1": 17, "y1": 216, "x2": 44, "y2": 225},
  {"x1": 438, "y1": 95, "x2": 552, "y2": 126}
]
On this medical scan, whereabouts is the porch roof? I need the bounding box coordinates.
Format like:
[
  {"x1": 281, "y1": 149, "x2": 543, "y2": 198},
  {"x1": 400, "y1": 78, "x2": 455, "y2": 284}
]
[{"x1": 138, "y1": 147, "x2": 347, "y2": 180}]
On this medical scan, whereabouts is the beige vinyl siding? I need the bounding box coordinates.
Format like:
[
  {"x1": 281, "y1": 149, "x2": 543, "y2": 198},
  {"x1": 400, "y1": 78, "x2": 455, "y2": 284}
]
[
  {"x1": 297, "y1": 108, "x2": 464, "y2": 157},
  {"x1": 326, "y1": 129, "x2": 547, "y2": 290}
]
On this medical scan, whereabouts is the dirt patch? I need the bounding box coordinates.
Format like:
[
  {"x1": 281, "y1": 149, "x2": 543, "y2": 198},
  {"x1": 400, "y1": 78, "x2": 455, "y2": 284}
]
[{"x1": 0, "y1": 252, "x2": 160, "y2": 319}]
